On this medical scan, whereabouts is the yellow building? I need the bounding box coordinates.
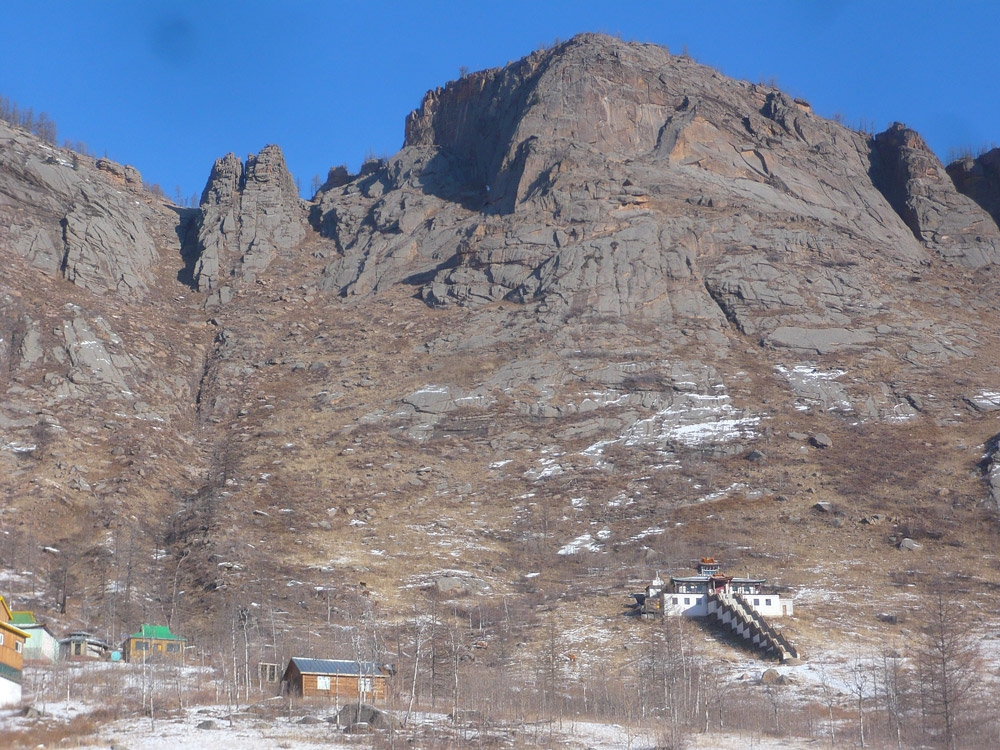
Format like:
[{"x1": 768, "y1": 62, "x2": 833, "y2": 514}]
[
  {"x1": 122, "y1": 624, "x2": 186, "y2": 662},
  {"x1": 0, "y1": 596, "x2": 30, "y2": 706}
]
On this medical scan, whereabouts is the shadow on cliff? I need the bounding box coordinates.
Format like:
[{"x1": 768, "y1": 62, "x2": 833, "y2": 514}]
[
  {"x1": 946, "y1": 148, "x2": 1000, "y2": 231},
  {"x1": 401, "y1": 45, "x2": 560, "y2": 217},
  {"x1": 167, "y1": 205, "x2": 201, "y2": 289},
  {"x1": 865, "y1": 128, "x2": 921, "y2": 241}
]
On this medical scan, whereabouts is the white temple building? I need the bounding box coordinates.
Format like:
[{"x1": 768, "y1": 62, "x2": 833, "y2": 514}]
[
  {"x1": 647, "y1": 558, "x2": 794, "y2": 618},
  {"x1": 633, "y1": 558, "x2": 798, "y2": 660}
]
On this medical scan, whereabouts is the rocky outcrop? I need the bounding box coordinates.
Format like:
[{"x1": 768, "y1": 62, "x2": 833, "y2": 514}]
[
  {"x1": 946, "y1": 147, "x2": 1000, "y2": 229},
  {"x1": 0, "y1": 121, "x2": 162, "y2": 296},
  {"x1": 193, "y1": 145, "x2": 306, "y2": 295},
  {"x1": 6, "y1": 31, "x2": 1000, "y2": 657},
  {"x1": 61, "y1": 196, "x2": 159, "y2": 296},
  {"x1": 315, "y1": 34, "x2": 945, "y2": 353},
  {"x1": 981, "y1": 433, "x2": 1000, "y2": 510},
  {"x1": 870, "y1": 123, "x2": 1000, "y2": 266}
]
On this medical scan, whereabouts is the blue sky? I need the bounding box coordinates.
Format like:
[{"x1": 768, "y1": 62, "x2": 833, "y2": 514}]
[{"x1": 2, "y1": 2, "x2": 998, "y2": 202}]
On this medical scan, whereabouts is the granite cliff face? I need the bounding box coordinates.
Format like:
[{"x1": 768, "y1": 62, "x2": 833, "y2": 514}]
[
  {"x1": 3, "y1": 34, "x2": 1000, "y2": 647},
  {"x1": 948, "y1": 146, "x2": 1000, "y2": 229},
  {"x1": 312, "y1": 35, "x2": 996, "y2": 363},
  {"x1": 0, "y1": 126, "x2": 172, "y2": 297},
  {"x1": 193, "y1": 145, "x2": 306, "y2": 301}
]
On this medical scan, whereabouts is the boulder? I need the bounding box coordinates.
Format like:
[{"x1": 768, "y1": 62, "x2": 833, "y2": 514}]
[
  {"x1": 432, "y1": 575, "x2": 490, "y2": 597},
  {"x1": 336, "y1": 703, "x2": 398, "y2": 729},
  {"x1": 760, "y1": 668, "x2": 782, "y2": 684}
]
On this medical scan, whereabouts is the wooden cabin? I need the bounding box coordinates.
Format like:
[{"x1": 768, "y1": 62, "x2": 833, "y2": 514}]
[
  {"x1": 281, "y1": 658, "x2": 389, "y2": 702},
  {"x1": 10, "y1": 611, "x2": 58, "y2": 663},
  {"x1": 122, "y1": 624, "x2": 187, "y2": 663},
  {"x1": 0, "y1": 596, "x2": 30, "y2": 707}
]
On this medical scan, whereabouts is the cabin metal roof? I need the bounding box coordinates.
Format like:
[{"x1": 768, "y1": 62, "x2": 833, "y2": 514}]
[
  {"x1": 128, "y1": 624, "x2": 185, "y2": 641},
  {"x1": 288, "y1": 657, "x2": 383, "y2": 676},
  {"x1": 59, "y1": 631, "x2": 110, "y2": 646},
  {"x1": 10, "y1": 611, "x2": 36, "y2": 625}
]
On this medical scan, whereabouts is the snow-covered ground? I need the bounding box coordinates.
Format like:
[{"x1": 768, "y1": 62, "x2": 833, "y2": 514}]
[{"x1": 0, "y1": 701, "x2": 827, "y2": 749}]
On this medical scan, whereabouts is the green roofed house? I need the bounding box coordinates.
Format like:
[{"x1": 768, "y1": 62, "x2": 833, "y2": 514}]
[
  {"x1": 122, "y1": 624, "x2": 187, "y2": 663},
  {"x1": 10, "y1": 611, "x2": 59, "y2": 664}
]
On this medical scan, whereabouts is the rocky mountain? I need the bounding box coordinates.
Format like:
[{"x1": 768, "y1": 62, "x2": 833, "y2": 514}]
[{"x1": 2, "y1": 33, "x2": 1000, "y2": 665}]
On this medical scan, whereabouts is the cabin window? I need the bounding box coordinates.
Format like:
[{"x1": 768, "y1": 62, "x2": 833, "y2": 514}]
[
  {"x1": 684, "y1": 597, "x2": 690, "y2": 605},
  {"x1": 259, "y1": 663, "x2": 279, "y2": 683},
  {"x1": 15, "y1": 641, "x2": 22, "y2": 653},
  {"x1": 134, "y1": 640, "x2": 149, "y2": 651},
  {"x1": 765, "y1": 599, "x2": 772, "y2": 606},
  {"x1": 359, "y1": 677, "x2": 372, "y2": 693},
  {"x1": 672, "y1": 597, "x2": 678, "y2": 605},
  {"x1": 0, "y1": 632, "x2": 4, "y2": 645},
  {"x1": 73, "y1": 642, "x2": 83, "y2": 656},
  {"x1": 316, "y1": 675, "x2": 331, "y2": 691},
  {"x1": 753, "y1": 598, "x2": 760, "y2": 606},
  {"x1": 166, "y1": 643, "x2": 180, "y2": 653}
]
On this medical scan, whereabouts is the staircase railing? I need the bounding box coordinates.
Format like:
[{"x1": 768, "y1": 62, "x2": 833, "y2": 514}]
[{"x1": 708, "y1": 589, "x2": 798, "y2": 661}]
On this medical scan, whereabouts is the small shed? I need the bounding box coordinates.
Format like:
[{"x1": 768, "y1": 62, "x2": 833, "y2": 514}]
[
  {"x1": 10, "y1": 611, "x2": 59, "y2": 663},
  {"x1": 122, "y1": 624, "x2": 187, "y2": 662},
  {"x1": 59, "y1": 631, "x2": 111, "y2": 661},
  {"x1": 281, "y1": 658, "x2": 389, "y2": 702}
]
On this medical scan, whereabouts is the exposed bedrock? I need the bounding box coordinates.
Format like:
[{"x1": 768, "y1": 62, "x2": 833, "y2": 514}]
[
  {"x1": 0, "y1": 122, "x2": 161, "y2": 297},
  {"x1": 193, "y1": 145, "x2": 306, "y2": 294},
  {"x1": 947, "y1": 147, "x2": 1000, "y2": 230},
  {"x1": 316, "y1": 35, "x2": 957, "y2": 349},
  {"x1": 869, "y1": 122, "x2": 1000, "y2": 266}
]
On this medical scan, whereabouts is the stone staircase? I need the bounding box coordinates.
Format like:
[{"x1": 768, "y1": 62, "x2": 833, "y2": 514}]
[{"x1": 707, "y1": 588, "x2": 798, "y2": 661}]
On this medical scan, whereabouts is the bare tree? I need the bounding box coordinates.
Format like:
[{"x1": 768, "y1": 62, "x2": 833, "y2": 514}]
[
  {"x1": 817, "y1": 662, "x2": 839, "y2": 749},
  {"x1": 848, "y1": 646, "x2": 870, "y2": 748},
  {"x1": 915, "y1": 584, "x2": 982, "y2": 749},
  {"x1": 878, "y1": 644, "x2": 906, "y2": 750}
]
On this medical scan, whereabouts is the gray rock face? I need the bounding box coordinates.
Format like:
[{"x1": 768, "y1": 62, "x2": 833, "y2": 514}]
[
  {"x1": 870, "y1": 123, "x2": 1000, "y2": 266},
  {"x1": 0, "y1": 121, "x2": 161, "y2": 296},
  {"x1": 193, "y1": 145, "x2": 306, "y2": 292},
  {"x1": 947, "y1": 147, "x2": 1000, "y2": 228},
  {"x1": 983, "y1": 434, "x2": 1000, "y2": 510},
  {"x1": 313, "y1": 34, "x2": 977, "y2": 351},
  {"x1": 767, "y1": 327, "x2": 874, "y2": 354},
  {"x1": 62, "y1": 315, "x2": 132, "y2": 394},
  {"x1": 6, "y1": 31, "x2": 1000, "y2": 646},
  {"x1": 61, "y1": 198, "x2": 158, "y2": 296}
]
